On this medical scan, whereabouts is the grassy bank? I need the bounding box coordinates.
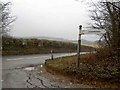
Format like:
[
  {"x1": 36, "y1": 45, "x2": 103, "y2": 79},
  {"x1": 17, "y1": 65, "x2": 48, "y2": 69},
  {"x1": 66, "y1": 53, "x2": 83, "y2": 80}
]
[
  {"x1": 2, "y1": 37, "x2": 95, "y2": 56},
  {"x1": 45, "y1": 53, "x2": 120, "y2": 88}
]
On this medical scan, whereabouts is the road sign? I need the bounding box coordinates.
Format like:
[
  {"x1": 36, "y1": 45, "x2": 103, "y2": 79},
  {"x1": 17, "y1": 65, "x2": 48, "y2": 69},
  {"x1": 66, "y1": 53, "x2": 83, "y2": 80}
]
[
  {"x1": 81, "y1": 29, "x2": 106, "y2": 35},
  {"x1": 76, "y1": 26, "x2": 106, "y2": 68}
]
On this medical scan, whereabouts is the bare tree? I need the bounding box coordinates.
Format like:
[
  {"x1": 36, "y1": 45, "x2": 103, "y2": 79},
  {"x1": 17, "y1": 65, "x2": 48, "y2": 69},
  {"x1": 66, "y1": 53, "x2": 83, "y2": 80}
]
[
  {"x1": 0, "y1": 1, "x2": 16, "y2": 37},
  {"x1": 90, "y1": 1, "x2": 120, "y2": 50}
]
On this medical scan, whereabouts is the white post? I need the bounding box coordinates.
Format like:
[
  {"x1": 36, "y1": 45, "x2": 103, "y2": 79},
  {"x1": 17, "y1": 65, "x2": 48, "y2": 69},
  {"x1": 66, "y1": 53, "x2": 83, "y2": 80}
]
[{"x1": 51, "y1": 50, "x2": 53, "y2": 60}]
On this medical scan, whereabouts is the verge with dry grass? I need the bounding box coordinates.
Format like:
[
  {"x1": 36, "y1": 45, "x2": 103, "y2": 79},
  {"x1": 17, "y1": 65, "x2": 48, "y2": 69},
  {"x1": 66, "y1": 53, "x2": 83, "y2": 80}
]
[{"x1": 45, "y1": 53, "x2": 120, "y2": 88}]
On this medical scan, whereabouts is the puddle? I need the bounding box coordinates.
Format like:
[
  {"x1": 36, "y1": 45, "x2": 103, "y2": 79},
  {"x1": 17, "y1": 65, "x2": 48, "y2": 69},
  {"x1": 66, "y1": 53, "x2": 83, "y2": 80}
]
[{"x1": 23, "y1": 67, "x2": 35, "y2": 71}]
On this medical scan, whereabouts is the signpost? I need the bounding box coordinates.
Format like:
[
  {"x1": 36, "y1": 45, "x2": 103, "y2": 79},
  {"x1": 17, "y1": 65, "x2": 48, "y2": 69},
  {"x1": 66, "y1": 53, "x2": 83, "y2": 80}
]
[
  {"x1": 77, "y1": 25, "x2": 82, "y2": 68},
  {"x1": 81, "y1": 29, "x2": 106, "y2": 35},
  {"x1": 76, "y1": 25, "x2": 106, "y2": 68}
]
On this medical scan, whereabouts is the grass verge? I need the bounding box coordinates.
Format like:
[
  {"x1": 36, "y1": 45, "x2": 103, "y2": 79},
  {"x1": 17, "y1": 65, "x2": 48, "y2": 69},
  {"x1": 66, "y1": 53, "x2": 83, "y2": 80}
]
[{"x1": 45, "y1": 53, "x2": 120, "y2": 88}]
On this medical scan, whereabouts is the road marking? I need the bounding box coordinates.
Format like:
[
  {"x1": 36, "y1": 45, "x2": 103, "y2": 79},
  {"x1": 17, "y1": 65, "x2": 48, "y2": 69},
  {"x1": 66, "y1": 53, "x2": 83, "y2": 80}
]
[
  {"x1": 24, "y1": 67, "x2": 35, "y2": 71},
  {"x1": 70, "y1": 82, "x2": 72, "y2": 85},
  {"x1": 26, "y1": 57, "x2": 40, "y2": 59},
  {"x1": 6, "y1": 57, "x2": 40, "y2": 61},
  {"x1": 40, "y1": 64, "x2": 43, "y2": 68},
  {"x1": 40, "y1": 71, "x2": 43, "y2": 73},
  {"x1": 7, "y1": 58, "x2": 24, "y2": 61},
  {"x1": 6, "y1": 53, "x2": 76, "y2": 61},
  {"x1": 1, "y1": 80, "x2": 3, "y2": 82}
]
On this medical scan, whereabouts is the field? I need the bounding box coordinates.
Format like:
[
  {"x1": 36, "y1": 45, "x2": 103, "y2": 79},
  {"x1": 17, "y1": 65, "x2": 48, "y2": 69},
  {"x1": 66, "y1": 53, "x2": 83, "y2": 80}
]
[{"x1": 2, "y1": 37, "x2": 95, "y2": 55}]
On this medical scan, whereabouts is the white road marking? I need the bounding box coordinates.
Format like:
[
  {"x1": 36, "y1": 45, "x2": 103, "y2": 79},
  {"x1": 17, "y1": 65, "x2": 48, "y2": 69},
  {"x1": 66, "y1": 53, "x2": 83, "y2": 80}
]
[
  {"x1": 23, "y1": 67, "x2": 35, "y2": 71},
  {"x1": 70, "y1": 82, "x2": 72, "y2": 85},
  {"x1": 40, "y1": 71, "x2": 43, "y2": 73},
  {"x1": 26, "y1": 57, "x2": 40, "y2": 59},
  {"x1": 6, "y1": 57, "x2": 40, "y2": 61},
  {"x1": 7, "y1": 58, "x2": 24, "y2": 61},
  {"x1": 1, "y1": 80, "x2": 3, "y2": 82},
  {"x1": 6, "y1": 53, "x2": 76, "y2": 61},
  {"x1": 40, "y1": 64, "x2": 43, "y2": 68}
]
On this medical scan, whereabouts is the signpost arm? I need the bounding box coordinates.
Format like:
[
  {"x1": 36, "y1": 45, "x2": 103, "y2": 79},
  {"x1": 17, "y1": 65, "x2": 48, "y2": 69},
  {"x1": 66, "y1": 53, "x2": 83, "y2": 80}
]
[{"x1": 77, "y1": 25, "x2": 82, "y2": 68}]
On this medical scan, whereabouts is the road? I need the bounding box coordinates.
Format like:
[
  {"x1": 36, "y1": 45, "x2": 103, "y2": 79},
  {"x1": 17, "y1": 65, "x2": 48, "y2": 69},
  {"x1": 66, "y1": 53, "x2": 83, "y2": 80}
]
[{"x1": 2, "y1": 53, "x2": 92, "y2": 88}]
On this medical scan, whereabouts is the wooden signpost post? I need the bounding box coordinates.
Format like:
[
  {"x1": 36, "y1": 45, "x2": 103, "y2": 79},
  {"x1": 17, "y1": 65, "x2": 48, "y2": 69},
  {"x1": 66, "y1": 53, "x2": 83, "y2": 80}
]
[
  {"x1": 76, "y1": 25, "x2": 106, "y2": 68},
  {"x1": 76, "y1": 25, "x2": 82, "y2": 68}
]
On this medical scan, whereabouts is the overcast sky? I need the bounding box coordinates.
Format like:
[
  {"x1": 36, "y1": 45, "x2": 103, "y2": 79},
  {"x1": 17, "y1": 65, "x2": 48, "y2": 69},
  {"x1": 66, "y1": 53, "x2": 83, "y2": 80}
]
[{"x1": 4, "y1": 0, "x2": 100, "y2": 41}]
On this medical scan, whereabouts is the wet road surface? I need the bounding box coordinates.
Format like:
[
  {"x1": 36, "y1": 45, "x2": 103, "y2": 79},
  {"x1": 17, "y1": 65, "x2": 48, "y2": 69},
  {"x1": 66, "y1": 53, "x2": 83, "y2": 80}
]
[{"x1": 2, "y1": 53, "x2": 92, "y2": 88}]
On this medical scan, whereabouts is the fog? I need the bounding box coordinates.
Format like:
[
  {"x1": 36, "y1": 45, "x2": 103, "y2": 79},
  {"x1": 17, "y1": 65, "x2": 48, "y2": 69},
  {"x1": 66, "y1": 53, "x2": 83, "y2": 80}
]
[{"x1": 5, "y1": 0, "x2": 100, "y2": 41}]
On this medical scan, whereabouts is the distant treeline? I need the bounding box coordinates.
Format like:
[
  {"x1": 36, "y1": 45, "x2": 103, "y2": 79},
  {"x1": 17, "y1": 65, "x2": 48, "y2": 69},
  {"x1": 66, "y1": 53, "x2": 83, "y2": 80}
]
[{"x1": 2, "y1": 37, "x2": 95, "y2": 55}]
